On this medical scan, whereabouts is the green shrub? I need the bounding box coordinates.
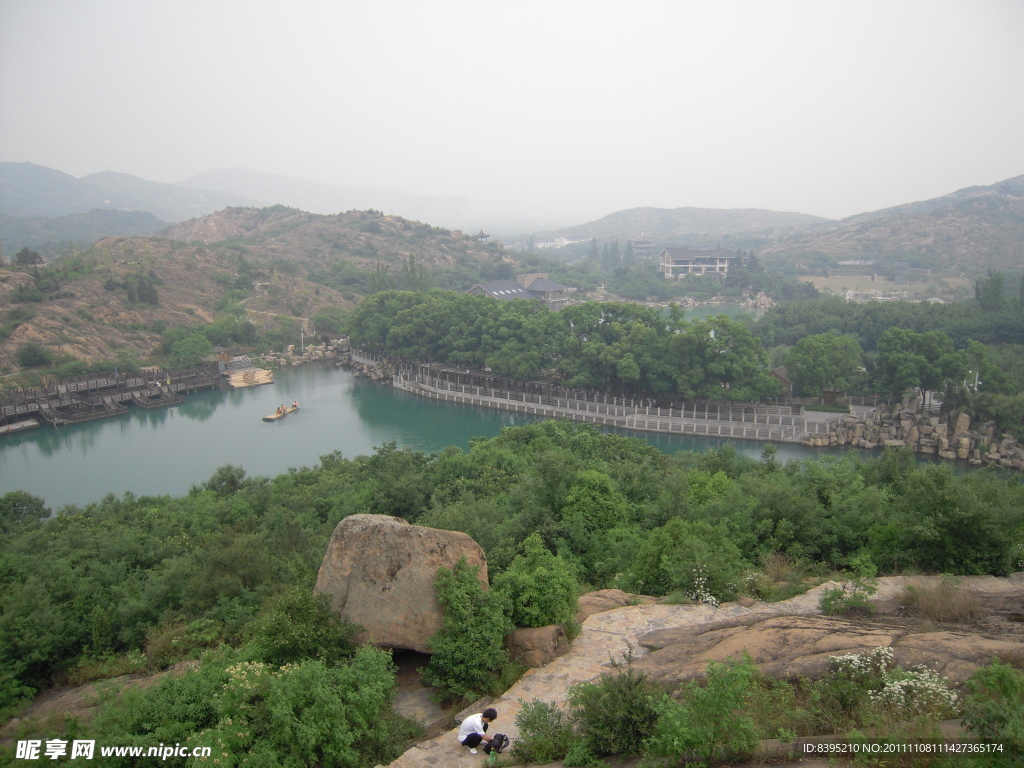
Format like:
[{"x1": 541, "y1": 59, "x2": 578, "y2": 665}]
[
  {"x1": 493, "y1": 533, "x2": 579, "y2": 628},
  {"x1": 422, "y1": 558, "x2": 511, "y2": 702},
  {"x1": 89, "y1": 647, "x2": 414, "y2": 768},
  {"x1": 961, "y1": 659, "x2": 1024, "y2": 759},
  {"x1": 644, "y1": 655, "x2": 760, "y2": 766},
  {"x1": 811, "y1": 647, "x2": 894, "y2": 733},
  {"x1": 567, "y1": 652, "x2": 664, "y2": 762},
  {"x1": 629, "y1": 519, "x2": 746, "y2": 603},
  {"x1": 512, "y1": 699, "x2": 573, "y2": 764},
  {"x1": 819, "y1": 555, "x2": 878, "y2": 615},
  {"x1": 15, "y1": 342, "x2": 52, "y2": 368},
  {"x1": 244, "y1": 586, "x2": 359, "y2": 667}
]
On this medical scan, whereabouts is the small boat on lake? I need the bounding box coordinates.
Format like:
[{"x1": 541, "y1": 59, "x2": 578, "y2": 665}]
[{"x1": 262, "y1": 405, "x2": 299, "y2": 422}]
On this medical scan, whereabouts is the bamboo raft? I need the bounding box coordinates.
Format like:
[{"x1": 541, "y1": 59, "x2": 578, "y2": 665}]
[
  {"x1": 262, "y1": 406, "x2": 299, "y2": 422},
  {"x1": 228, "y1": 368, "x2": 274, "y2": 389}
]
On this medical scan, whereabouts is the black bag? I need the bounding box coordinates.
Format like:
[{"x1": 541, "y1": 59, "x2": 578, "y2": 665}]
[{"x1": 487, "y1": 733, "x2": 510, "y2": 754}]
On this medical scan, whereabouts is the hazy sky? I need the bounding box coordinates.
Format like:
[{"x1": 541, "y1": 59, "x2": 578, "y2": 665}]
[{"x1": 2, "y1": 0, "x2": 1023, "y2": 223}]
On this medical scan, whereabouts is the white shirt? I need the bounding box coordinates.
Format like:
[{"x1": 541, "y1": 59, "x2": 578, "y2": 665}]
[{"x1": 457, "y1": 713, "x2": 487, "y2": 742}]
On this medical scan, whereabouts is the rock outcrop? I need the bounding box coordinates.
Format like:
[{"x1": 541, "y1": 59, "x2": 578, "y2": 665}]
[
  {"x1": 635, "y1": 613, "x2": 1024, "y2": 688},
  {"x1": 576, "y1": 589, "x2": 633, "y2": 623},
  {"x1": 314, "y1": 514, "x2": 488, "y2": 653},
  {"x1": 505, "y1": 625, "x2": 568, "y2": 668},
  {"x1": 803, "y1": 396, "x2": 1024, "y2": 472}
]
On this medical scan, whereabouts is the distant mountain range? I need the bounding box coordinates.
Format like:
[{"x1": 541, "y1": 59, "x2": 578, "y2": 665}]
[
  {"x1": 0, "y1": 162, "x2": 255, "y2": 221},
  {"x1": 531, "y1": 207, "x2": 828, "y2": 248},
  {"x1": 757, "y1": 174, "x2": 1024, "y2": 275},
  {"x1": 2, "y1": 161, "x2": 1022, "y2": 278}
]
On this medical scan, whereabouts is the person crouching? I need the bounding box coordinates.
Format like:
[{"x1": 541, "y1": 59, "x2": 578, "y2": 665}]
[{"x1": 457, "y1": 707, "x2": 497, "y2": 755}]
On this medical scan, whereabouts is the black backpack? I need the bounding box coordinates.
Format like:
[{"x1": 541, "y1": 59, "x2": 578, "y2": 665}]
[{"x1": 488, "y1": 733, "x2": 510, "y2": 754}]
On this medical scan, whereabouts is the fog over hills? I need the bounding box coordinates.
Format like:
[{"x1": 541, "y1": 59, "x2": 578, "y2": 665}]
[
  {"x1": 0, "y1": 162, "x2": 255, "y2": 221},
  {"x1": 532, "y1": 207, "x2": 829, "y2": 248},
  {"x1": 179, "y1": 168, "x2": 472, "y2": 227}
]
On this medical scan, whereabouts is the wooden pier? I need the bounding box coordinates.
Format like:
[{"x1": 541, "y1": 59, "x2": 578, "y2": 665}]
[{"x1": 0, "y1": 365, "x2": 222, "y2": 430}]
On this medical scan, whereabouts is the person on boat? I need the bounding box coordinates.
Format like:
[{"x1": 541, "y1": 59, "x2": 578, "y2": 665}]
[
  {"x1": 277, "y1": 405, "x2": 284, "y2": 415},
  {"x1": 292, "y1": 401, "x2": 299, "y2": 410}
]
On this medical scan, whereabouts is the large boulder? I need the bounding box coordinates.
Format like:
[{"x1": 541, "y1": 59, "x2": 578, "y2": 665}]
[
  {"x1": 314, "y1": 514, "x2": 488, "y2": 652},
  {"x1": 505, "y1": 625, "x2": 568, "y2": 668},
  {"x1": 576, "y1": 589, "x2": 633, "y2": 623}
]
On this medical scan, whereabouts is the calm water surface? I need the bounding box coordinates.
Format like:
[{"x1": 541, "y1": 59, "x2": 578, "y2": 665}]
[{"x1": 1, "y1": 364, "x2": 854, "y2": 510}]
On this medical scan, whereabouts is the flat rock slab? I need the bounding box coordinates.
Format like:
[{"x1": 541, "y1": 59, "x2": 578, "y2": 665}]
[
  {"x1": 379, "y1": 574, "x2": 1024, "y2": 768},
  {"x1": 635, "y1": 614, "x2": 1024, "y2": 686}
]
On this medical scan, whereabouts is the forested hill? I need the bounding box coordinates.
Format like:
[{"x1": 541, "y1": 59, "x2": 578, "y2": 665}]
[
  {"x1": 534, "y1": 206, "x2": 827, "y2": 247},
  {"x1": 758, "y1": 174, "x2": 1024, "y2": 276}
]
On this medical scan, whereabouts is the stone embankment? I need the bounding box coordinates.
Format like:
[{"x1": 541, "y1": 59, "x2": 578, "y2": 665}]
[
  {"x1": 803, "y1": 397, "x2": 1023, "y2": 471},
  {"x1": 260, "y1": 338, "x2": 350, "y2": 368}
]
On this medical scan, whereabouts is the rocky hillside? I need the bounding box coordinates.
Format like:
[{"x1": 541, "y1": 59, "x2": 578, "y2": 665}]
[
  {"x1": 0, "y1": 206, "x2": 508, "y2": 372},
  {"x1": 0, "y1": 236, "x2": 350, "y2": 370},
  {"x1": 162, "y1": 206, "x2": 505, "y2": 274},
  {"x1": 758, "y1": 174, "x2": 1024, "y2": 277},
  {"x1": 534, "y1": 206, "x2": 828, "y2": 247}
]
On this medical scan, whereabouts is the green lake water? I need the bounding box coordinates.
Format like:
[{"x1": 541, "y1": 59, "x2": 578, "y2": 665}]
[{"x1": 1, "y1": 363, "x2": 865, "y2": 510}]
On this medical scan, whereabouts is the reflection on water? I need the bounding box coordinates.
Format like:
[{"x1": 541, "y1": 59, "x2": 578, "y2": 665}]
[{"x1": 178, "y1": 390, "x2": 225, "y2": 422}]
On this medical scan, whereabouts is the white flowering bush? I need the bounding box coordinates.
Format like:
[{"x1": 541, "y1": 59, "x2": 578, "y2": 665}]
[
  {"x1": 830, "y1": 646, "x2": 893, "y2": 679},
  {"x1": 685, "y1": 565, "x2": 721, "y2": 607},
  {"x1": 826, "y1": 647, "x2": 960, "y2": 723},
  {"x1": 869, "y1": 665, "x2": 960, "y2": 719}
]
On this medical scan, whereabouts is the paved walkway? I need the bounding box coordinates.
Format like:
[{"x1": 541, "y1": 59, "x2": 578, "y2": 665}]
[{"x1": 382, "y1": 575, "x2": 1023, "y2": 768}]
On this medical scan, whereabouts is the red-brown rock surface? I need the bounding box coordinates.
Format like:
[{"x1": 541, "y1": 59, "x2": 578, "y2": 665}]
[{"x1": 314, "y1": 514, "x2": 488, "y2": 653}]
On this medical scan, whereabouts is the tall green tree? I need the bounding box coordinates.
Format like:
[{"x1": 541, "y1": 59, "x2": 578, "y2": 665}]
[
  {"x1": 667, "y1": 316, "x2": 780, "y2": 401},
  {"x1": 785, "y1": 332, "x2": 863, "y2": 397},
  {"x1": 975, "y1": 269, "x2": 1006, "y2": 313},
  {"x1": 13, "y1": 247, "x2": 44, "y2": 266},
  {"x1": 876, "y1": 328, "x2": 968, "y2": 397},
  {"x1": 401, "y1": 255, "x2": 433, "y2": 293}
]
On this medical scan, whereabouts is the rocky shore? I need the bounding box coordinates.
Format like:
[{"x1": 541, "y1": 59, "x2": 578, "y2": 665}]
[
  {"x1": 259, "y1": 338, "x2": 351, "y2": 368},
  {"x1": 803, "y1": 397, "x2": 1023, "y2": 471}
]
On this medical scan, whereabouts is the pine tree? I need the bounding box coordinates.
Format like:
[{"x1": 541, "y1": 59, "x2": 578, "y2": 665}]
[{"x1": 623, "y1": 240, "x2": 636, "y2": 267}]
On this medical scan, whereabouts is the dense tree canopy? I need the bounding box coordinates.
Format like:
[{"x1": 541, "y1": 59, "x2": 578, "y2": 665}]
[
  {"x1": 345, "y1": 291, "x2": 777, "y2": 401},
  {"x1": 784, "y1": 332, "x2": 864, "y2": 397}
]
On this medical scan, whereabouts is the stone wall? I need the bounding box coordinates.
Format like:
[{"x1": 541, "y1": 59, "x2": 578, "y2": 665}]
[
  {"x1": 261, "y1": 339, "x2": 348, "y2": 368},
  {"x1": 350, "y1": 359, "x2": 397, "y2": 382},
  {"x1": 803, "y1": 398, "x2": 1023, "y2": 471}
]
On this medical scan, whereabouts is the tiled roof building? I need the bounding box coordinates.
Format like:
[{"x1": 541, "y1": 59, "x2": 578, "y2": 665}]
[{"x1": 466, "y1": 273, "x2": 575, "y2": 310}]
